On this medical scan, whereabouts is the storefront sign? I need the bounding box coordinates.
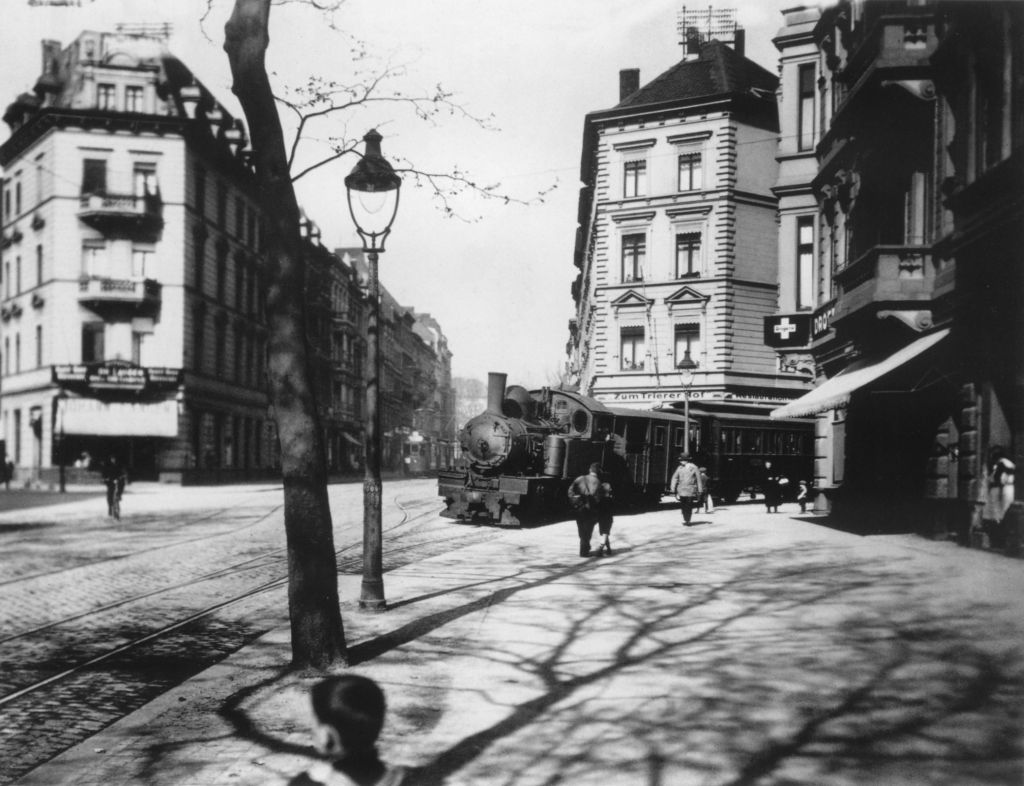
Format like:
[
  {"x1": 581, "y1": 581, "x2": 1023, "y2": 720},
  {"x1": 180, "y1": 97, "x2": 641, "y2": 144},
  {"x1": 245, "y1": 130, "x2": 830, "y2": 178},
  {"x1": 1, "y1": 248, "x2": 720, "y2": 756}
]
[
  {"x1": 763, "y1": 313, "x2": 811, "y2": 348},
  {"x1": 60, "y1": 399, "x2": 178, "y2": 437},
  {"x1": 52, "y1": 363, "x2": 182, "y2": 392},
  {"x1": 595, "y1": 389, "x2": 792, "y2": 405},
  {"x1": 812, "y1": 300, "x2": 837, "y2": 339}
]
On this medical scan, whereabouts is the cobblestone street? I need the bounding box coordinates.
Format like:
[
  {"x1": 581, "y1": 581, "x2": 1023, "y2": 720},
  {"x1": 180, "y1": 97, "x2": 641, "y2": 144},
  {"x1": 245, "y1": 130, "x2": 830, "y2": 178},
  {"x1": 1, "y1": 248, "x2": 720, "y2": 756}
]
[{"x1": 0, "y1": 479, "x2": 500, "y2": 784}]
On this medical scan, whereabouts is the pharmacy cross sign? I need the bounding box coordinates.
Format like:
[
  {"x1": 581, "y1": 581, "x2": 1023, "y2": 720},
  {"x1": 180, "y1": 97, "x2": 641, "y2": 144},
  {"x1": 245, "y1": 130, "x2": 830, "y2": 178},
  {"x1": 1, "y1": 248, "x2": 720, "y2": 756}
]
[
  {"x1": 763, "y1": 313, "x2": 811, "y2": 347},
  {"x1": 774, "y1": 318, "x2": 797, "y2": 339}
]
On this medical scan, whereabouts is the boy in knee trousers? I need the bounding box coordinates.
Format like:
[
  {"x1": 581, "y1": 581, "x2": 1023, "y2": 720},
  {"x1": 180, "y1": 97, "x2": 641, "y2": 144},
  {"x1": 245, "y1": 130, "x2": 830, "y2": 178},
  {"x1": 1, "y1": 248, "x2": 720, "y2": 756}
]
[{"x1": 289, "y1": 675, "x2": 405, "y2": 786}]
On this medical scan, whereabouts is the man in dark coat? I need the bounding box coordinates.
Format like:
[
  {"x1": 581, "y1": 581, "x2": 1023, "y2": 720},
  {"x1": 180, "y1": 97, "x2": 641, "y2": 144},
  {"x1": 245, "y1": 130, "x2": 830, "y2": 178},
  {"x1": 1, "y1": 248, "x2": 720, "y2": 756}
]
[{"x1": 568, "y1": 462, "x2": 605, "y2": 557}]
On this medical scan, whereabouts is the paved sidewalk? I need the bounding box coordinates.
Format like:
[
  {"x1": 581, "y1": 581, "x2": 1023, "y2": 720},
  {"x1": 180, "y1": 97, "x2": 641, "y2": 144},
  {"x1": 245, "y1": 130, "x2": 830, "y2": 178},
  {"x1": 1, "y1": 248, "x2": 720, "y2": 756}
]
[{"x1": 14, "y1": 504, "x2": 1024, "y2": 786}]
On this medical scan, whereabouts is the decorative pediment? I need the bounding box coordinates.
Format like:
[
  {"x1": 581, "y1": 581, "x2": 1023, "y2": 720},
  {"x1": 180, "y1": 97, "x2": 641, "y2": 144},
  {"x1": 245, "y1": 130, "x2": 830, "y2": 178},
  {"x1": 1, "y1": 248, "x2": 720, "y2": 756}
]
[
  {"x1": 665, "y1": 286, "x2": 710, "y2": 308},
  {"x1": 665, "y1": 204, "x2": 713, "y2": 220},
  {"x1": 609, "y1": 210, "x2": 656, "y2": 225},
  {"x1": 612, "y1": 138, "x2": 657, "y2": 152},
  {"x1": 610, "y1": 290, "x2": 654, "y2": 309},
  {"x1": 667, "y1": 130, "x2": 713, "y2": 146}
]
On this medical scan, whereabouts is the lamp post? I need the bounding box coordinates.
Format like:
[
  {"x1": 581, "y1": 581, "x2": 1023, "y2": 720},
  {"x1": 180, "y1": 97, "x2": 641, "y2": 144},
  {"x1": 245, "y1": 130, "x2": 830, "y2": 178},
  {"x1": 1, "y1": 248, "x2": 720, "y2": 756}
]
[
  {"x1": 56, "y1": 389, "x2": 68, "y2": 493},
  {"x1": 678, "y1": 354, "x2": 697, "y2": 455},
  {"x1": 345, "y1": 129, "x2": 401, "y2": 613}
]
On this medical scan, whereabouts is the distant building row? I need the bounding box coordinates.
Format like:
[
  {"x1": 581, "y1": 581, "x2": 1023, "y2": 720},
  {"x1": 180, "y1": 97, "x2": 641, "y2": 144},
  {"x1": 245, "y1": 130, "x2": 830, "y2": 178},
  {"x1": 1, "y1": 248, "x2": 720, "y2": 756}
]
[{"x1": 0, "y1": 26, "x2": 456, "y2": 485}]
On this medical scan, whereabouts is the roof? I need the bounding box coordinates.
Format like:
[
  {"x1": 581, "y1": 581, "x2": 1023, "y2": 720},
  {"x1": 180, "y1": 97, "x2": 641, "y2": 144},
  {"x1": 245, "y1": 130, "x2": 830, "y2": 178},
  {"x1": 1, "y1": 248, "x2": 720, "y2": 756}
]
[{"x1": 615, "y1": 40, "x2": 778, "y2": 110}]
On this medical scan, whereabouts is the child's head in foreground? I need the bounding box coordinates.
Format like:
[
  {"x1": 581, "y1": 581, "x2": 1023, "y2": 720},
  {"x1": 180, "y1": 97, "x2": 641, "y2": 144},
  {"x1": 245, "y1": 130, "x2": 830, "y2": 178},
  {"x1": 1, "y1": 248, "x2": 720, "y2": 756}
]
[{"x1": 310, "y1": 675, "x2": 386, "y2": 760}]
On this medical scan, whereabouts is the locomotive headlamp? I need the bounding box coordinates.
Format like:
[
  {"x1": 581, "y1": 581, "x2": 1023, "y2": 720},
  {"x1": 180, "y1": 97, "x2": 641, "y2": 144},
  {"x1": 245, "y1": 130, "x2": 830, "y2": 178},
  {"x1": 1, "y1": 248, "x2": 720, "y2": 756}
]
[{"x1": 344, "y1": 129, "x2": 401, "y2": 252}]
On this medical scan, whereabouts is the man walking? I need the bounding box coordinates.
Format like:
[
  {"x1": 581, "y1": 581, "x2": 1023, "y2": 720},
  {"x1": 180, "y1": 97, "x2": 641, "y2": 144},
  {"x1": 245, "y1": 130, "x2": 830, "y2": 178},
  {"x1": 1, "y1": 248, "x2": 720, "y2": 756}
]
[
  {"x1": 568, "y1": 462, "x2": 605, "y2": 557},
  {"x1": 670, "y1": 454, "x2": 703, "y2": 526}
]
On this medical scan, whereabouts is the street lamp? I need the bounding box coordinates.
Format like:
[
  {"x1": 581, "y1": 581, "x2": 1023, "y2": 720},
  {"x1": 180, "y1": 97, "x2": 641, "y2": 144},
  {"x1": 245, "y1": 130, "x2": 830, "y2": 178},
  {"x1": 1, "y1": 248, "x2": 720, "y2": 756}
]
[
  {"x1": 345, "y1": 129, "x2": 401, "y2": 613},
  {"x1": 55, "y1": 389, "x2": 69, "y2": 493},
  {"x1": 678, "y1": 354, "x2": 697, "y2": 455}
]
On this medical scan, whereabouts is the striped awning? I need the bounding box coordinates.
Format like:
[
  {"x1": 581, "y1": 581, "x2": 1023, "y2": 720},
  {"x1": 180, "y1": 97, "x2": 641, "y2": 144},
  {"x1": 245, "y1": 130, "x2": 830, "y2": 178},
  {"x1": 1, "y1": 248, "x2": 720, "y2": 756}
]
[{"x1": 770, "y1": 328, "x2": 950, "y2": 419}]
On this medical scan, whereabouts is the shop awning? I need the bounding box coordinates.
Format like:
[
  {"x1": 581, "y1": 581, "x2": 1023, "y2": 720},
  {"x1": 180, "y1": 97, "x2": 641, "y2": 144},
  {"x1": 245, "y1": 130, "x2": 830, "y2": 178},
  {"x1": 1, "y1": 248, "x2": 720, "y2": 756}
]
[{"x1": 770, "y1": 328, "x2": 950, "y2": 419}]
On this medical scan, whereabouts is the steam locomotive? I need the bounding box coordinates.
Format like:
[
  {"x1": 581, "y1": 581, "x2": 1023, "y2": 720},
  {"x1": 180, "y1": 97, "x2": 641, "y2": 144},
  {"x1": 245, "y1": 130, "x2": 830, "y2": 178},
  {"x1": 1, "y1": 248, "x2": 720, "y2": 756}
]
[{"x1": 437, "y1": 372, "x2": 814, "y2": 526}]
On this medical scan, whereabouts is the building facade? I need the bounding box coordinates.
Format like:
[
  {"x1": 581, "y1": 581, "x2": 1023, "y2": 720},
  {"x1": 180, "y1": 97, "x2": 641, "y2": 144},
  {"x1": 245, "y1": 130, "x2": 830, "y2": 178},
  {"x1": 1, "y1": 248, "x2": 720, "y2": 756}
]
[
  {"x1": 0, "y1": 27, "x2": 277, "y2": 484},
  {"x1": 567, "y1": 28, "x2": 809, "y2": 423},
  {"x1": 767, "y1": 1, "x2": 1023, "y2": 546},
  {"x1": 0, "y1": 27, "x2": 458, "y2": 487}
]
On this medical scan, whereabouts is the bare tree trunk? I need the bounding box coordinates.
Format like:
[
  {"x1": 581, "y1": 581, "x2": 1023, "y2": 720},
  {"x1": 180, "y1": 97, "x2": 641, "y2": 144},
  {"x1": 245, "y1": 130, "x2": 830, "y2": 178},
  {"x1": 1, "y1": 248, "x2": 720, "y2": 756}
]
[{"x1": 223, "y1": 0, "x2": 346, "y2": 668}]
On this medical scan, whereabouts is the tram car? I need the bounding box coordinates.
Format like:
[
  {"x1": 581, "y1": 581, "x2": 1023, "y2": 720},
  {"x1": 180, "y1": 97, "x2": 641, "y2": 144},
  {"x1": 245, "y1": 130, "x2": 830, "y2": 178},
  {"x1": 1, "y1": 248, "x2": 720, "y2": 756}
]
[{"x1": 438, "y1": 372, "x2": 814, "y2": 526}]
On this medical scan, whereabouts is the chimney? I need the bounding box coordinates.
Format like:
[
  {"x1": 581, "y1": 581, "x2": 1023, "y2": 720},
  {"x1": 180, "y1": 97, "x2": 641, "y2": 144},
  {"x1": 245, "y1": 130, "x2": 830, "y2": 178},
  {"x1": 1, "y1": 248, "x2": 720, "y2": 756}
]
[
  {"x1": 685, "y1": 26, "x2": 702, "y2": 60},
  {"x1": 733, "y1": 28, "x2": 745, "y2": 57},
  {"x1": 486, "y1": 372, "x2": 508, "y2": 415},
  {"x1": 619, "y1": 68, "x2": 640, "y2": 101}
]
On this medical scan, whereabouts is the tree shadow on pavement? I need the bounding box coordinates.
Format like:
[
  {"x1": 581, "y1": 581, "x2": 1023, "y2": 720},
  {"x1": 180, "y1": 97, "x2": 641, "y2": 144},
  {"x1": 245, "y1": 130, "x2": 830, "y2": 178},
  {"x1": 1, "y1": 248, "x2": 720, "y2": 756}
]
[{"x1": 211, "y1": 528, "x2": 1023, "y2": 786}]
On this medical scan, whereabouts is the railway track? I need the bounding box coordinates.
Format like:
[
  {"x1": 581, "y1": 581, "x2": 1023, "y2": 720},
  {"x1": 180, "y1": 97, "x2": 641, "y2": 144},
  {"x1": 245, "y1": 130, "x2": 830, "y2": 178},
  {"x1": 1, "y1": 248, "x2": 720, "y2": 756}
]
[{"x1": 0, "y1": 491, "x2": 505, "y2": 785}]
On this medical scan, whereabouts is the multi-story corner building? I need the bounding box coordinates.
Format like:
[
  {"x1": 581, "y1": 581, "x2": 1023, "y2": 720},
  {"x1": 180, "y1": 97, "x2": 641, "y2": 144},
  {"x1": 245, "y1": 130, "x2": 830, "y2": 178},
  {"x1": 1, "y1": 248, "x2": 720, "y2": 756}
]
[
  {"x1": 0, "y1": 27, "x2": 278, "y2": 484},
  {"x1": 567, "y1": 26, "x2": 809, "y2": 423},
  {"x1": 765, "y1": 4, "x2": 829, "y2": 509},
  {"x1": 768, "y1": 1, "x2": 1022, "y2": 543}
]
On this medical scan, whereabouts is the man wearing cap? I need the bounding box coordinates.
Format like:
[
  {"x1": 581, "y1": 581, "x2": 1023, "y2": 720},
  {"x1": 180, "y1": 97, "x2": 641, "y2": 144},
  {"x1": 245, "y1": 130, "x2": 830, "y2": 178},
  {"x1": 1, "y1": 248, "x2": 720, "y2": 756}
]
[
  {"x1": 670, "y1": 454, "x2": 703, "y2": 526},
  {"x1": 568, "y1": 462, "x2": 608, "y2": 557}
]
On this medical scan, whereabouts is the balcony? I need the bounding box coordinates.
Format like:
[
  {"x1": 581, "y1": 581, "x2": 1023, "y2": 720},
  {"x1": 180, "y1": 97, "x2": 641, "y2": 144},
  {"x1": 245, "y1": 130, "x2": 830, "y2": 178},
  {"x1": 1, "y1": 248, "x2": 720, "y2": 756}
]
[
  {"x1": 832, "y1": 245, "x2": 938, "y2": 329},
  {"x1": 78, "y1": 276, "x2": 162, "y2": 311},
  {"x1": 77, "y1": 192, "x2": 163, "y2": 234},
  {"x1": 841, "y1": 10, "x2": 937, "y2": 90}
]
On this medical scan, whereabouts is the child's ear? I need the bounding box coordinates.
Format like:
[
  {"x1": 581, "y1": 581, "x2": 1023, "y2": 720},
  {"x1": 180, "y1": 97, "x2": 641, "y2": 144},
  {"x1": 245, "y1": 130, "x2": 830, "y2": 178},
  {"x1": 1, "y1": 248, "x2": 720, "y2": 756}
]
[{"x1": 314, "y1": 723, "x2": 343, "y2": 757}]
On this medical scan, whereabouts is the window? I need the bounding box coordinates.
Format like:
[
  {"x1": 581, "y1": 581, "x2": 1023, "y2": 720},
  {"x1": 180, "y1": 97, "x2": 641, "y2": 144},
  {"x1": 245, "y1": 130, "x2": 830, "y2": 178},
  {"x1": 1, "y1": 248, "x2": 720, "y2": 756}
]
[
  {"x1": 796, "y1": 216, "x2": 814, "y2": 310},
  {"x1": 216, "y1": 182, "x2": 227, "y2": 228},
  {"x1": 134, "y1": 164, "x2": 158, "y2": 198},
  {"x1": 35, "y1": 245, "x2": 42, "y2": 286},
  {"x1": 15, "y1": 257, "x2": 21, "y2": 294},
  {"x1": 14, "y1": 176, "x2": 21, "y2": 215},
  {"x1": 14, "y1": 334, "x2": 19, "y2": 373},
  {"x1": 904, "y1": 171, "x2": 928, "y2": 246},
  {"x1": 82, "y1": 323, "x2": 104, "y2": 363},
  {"x1": 235, "y1": 197, "x2": 245, "y2": 238},
  {"x1": 81, "y1": 159, "x2": 107, "y2": 194},
  {"x1": 3, "y1": 262, "x2": 8, "y2": 298},
  {"x1": 621, "y1": 234, "x2": 645, "y2": 282},
  {"x1": 620, "y1": 326, "x2": 645, "y2": 371},
  {"x1": 132, "y1": 245, "x2": 155, "y2": 279},
  {"x1": 215, "y1": 319, "x2": 226, "y2": 376},
  {"x1": 623, "y1": 160, "x2": 647, "y2": 198},
  {"x1": 194, "y1": 165, "x2": 206, "y2": 215},
  {"x1": 678, "y1": 152, "x2": 703, "y2": 191},
  {"x1": 125, "y1": 85, "x2": 144, "y2": 112},
  {"x1": 193, "y1": 306, "x2": 206, "y2": 371},
  {"x1": 675, "y1": 232, "x2": 701, "y2": 277},
  {"x1": 97, "y1": 83, "x2": 116, "y2": 110},
  {"x1": 35, "y1": 156, "x2": 44, "y2": 204},
  {"x1": 3, "y1": 337, "x2": 7, "y2": 374},
  {"x1": 674, "y1": 324, "x2": 701, "y2": 368},
  {"x1": 798, "y1": 63, "x2": 816, "y2": 151},
  {"x1": 3, "y1": 184, "x2": 9, "y2": 220},
  {"x1": 216, "y1": 243, "x2": 228, "y2": 302},
  {"x1": 81, "y1": 241, "x2": 105, "y2": 277},
  {"x1": 132, "y1": 331, "x2": 144, "y2": 365}
]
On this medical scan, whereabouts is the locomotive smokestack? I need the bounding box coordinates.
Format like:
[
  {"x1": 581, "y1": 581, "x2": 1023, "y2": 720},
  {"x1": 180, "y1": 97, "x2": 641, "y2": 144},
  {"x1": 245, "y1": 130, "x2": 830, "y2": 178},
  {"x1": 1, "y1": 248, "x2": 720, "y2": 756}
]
[{"x1": 486, "y1": 372, "x2": 508, "y2": 415}]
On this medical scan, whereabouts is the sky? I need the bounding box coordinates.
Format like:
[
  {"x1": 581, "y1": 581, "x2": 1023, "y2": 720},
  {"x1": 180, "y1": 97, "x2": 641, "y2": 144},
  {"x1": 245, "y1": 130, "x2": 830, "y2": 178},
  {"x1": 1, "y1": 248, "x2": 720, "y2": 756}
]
[{"x1": 0, "y1": 0, "x2": 794, "y2": 388}]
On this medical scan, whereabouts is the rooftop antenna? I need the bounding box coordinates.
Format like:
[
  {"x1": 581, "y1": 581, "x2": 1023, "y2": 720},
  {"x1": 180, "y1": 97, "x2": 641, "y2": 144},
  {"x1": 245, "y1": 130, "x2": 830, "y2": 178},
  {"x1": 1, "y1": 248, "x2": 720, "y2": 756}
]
[{"x1": 677, "y1": 6, "x2": 738, "y2": 58}]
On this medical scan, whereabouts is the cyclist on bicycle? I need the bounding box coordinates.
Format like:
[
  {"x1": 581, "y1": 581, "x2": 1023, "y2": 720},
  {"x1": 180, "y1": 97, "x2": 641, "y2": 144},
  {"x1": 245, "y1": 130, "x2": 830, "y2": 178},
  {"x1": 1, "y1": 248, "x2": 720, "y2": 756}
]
[{"x1": 101, "y1": 455, "x2": 127, "y2": 518}]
